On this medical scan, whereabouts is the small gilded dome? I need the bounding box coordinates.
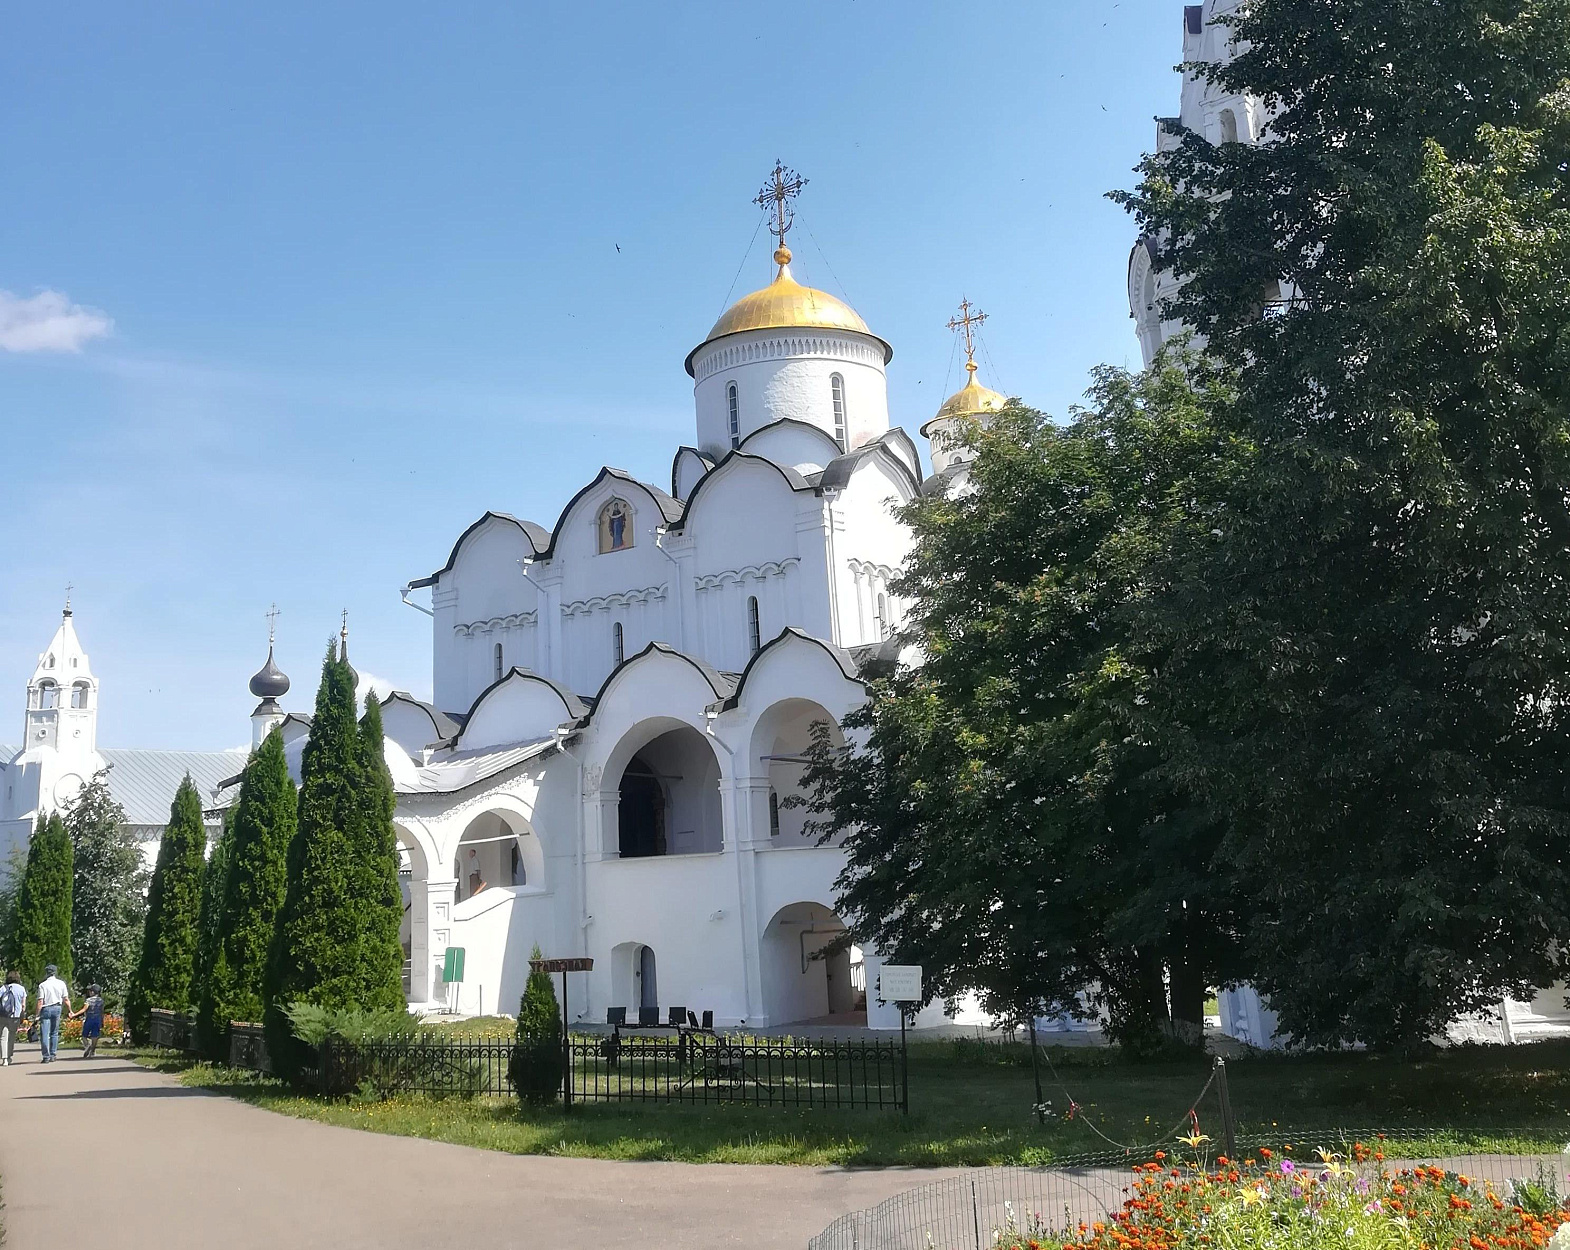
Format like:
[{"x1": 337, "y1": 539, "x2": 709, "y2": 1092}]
[
  {"x1": 922, "y1": 362, "x2": 1008, "y2": 435},
  {"x1": 248, "y1": 647, "x2": 291, "y2": 700},
  {"x1": 685, "y1": 246, "x2": 891, "y2": 375}
]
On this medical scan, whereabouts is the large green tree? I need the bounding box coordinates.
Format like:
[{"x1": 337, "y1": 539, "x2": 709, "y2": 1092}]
[
  {"x1": 200, "y1": 728, "x2": 296, "y2": 1051},
  {"x1": 127, "y1": 776, "x2": 208, "y2": 1041},
  {"x1": 802, "y1": 358, "x2": 1247, "y2": 1048},
  {"x1": 1117, "y1": 0, "x2": 1570, "y2": 1045},
  {"x1": 65, "y1": 771, "x2": 147, "y2": 1005},
  {"x1": 265, "y1": 642, "x2": 405, "y2": 1076},
  {"x1": 8, "y1": 814, "x2": 74, "y2": 989}
]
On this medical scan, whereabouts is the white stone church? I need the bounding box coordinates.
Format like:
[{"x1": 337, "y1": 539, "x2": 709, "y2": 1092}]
[{"x1": 227, "y1": 170, "x2": 1003, "y2": 1031}]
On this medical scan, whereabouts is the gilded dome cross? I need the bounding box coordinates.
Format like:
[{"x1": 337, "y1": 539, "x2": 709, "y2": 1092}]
[
  {"x1": 753, "y1": 161, "x2": 808, "y2": 256},
  {"x1": 946, "y1": 297, "x2": 989, "y2": 375}
]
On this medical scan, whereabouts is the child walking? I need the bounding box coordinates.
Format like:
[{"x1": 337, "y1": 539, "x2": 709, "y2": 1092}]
[{"x1": 70, "y1": 985, "x2": 105, "y2": 1058}]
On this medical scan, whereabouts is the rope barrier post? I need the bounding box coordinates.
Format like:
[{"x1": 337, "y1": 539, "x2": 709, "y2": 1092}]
[
  {"x1": 900, "y1": 1006, "x2": 910, "y2": 1118},
  {"x1": 1029, "y1": 1016, "x2": 1044, "y2": 1122},
  {"x1": 1214, "y1": 1057, "x2": 1237, "y2": 1159}
]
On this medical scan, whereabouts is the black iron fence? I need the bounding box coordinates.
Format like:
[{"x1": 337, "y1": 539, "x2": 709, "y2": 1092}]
[
  {"x1": 807, "y1": 1133, "x2": 1570, "y2": 1250},
  {"x1": 567, "y1": 1031, "x2": 906, "y2": 1109},
  {"x1": 315, "y1": 1030, "x2": 907, "y2": 1110},
  {"x1": 319, "y1": 1035, "x2": 515, "y2": 1099}
]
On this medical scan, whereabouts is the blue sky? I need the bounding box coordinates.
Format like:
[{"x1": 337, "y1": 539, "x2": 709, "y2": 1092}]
[{"x1": 1, "y1": 0, "x2": 1182, "y2": 750}]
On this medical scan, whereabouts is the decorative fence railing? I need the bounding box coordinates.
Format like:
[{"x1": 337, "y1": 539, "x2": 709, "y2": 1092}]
[
  {"x1": 320, "y1": 1036, "x2": 515, "y2": 1099},
  {"x1": 567, "y1": 1032, "x2": 905, "y2": 1110},
  {"x1": 807, "y1": 1134, "x2": 1570, "y2": 1250},
  {"x1": 313, "y1": 1032, "x2": 907, "y2": 1110}
]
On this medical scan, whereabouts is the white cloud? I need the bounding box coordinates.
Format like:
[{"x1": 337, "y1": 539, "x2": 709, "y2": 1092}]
[
  {"x1": 355, "y1": 670, "x2": 398, "y2": 705},
  {"x1": 0, "y1": 289, "x2": 112, "y2": 353}
]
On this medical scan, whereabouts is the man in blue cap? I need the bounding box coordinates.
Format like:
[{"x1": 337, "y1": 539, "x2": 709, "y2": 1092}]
[{"x1": 35, "y1": 965, "x2": 72, "y2": 1063}]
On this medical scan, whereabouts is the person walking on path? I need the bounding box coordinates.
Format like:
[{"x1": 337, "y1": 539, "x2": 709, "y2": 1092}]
[
  {"x1": 0, "y1": 971, "x2": 24, "y2": 1065},
  {"x1": 36, "y1": 965, "x2": 72, "y2": 1063},
  {"x1": 70, "y1": 985, "x2": 105, "y2": 1058}
]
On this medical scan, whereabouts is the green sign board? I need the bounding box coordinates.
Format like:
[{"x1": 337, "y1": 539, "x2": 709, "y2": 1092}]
[{"x1": 442, "y1": 947, "x2": 466, "y2": 984}]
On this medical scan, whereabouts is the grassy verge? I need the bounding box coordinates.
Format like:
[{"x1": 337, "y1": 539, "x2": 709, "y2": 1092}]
[{"x1": 128, "y1": 1039, "x2": 1570, "y2": 1168}]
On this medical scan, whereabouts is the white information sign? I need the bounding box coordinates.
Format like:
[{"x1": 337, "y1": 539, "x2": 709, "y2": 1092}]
[{"x1": 878, "y1": 965, "x2": 923, "y2": 1003}]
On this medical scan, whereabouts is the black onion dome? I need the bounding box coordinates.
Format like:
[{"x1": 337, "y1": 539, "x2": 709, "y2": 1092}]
[{"x1": 249, "y1": 647, "x2": 291, "y2": 699}]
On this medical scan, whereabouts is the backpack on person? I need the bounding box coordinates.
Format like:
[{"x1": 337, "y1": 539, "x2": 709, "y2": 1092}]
[{"x1": 0, "y1": 981, "x2": 24, "y2": 1017}]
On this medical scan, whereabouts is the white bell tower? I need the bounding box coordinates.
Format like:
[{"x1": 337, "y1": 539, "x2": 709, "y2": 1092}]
[
  {"x1": 25, "y1": 599, "x2": 99, "y2": 759},
  {"x1": 2, "y1": 597, "x2": 105, "y2": 850}
]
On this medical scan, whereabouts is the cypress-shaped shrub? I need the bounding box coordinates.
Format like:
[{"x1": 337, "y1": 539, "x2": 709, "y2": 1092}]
[
  {"x1": 266, "y1": 640, "x2": 407, "y2": 1080},
  {"x1": 191, "y1": 810, "x2": 233, "y2": 1058},
  {"x1": 508, "y1": 945, "x2": 563, "y2": 1105},
  {"x1": 9, "y1": 813, "x2": 74, "y2": 989},
  {"x1": 350, "y1": 693, "x2": 408, "y2": 1016},
  {"x1": 202, "y1": 728, "x2": 295, "y2": 1053},
  {"x1": 126, "y1": 776, "x2": 207, "y2": 1042}
]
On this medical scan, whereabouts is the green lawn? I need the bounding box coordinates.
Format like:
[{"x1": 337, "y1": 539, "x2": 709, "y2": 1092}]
[{"x1": 129, "y1": 1038, "x2": 1570, "y2": 1168}]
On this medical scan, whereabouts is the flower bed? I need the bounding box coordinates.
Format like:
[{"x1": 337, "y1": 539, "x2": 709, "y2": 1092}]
[
  {"x1": 996, "y1": 1142, "x2": 1570, "y2": 1250},
  {"x1": 61, "y1": 1014, "x2": 125, "y2": 1044}
]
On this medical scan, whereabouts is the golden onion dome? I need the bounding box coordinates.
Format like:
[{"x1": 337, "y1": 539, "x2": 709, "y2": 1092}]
[
  {"x1": 921, "y1": 361, "x2": 1008, "y2": 435},
  {"x1": 685, "y1": 246, "x2": 892, "y2": 376}
]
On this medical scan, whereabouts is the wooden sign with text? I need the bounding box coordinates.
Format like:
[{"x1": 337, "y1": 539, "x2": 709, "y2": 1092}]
[{"x1": 530, "y1": 957, "x2": 594, "y2": 974}]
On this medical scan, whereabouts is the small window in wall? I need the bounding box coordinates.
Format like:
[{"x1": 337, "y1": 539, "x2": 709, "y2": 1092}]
[
  {"x1": 1219, "y1": 107, "x2": 1239, "y2": 144},
  {"x1": 613, "y1": 621, "x2": 625, "y2": 665},
  {"x1": 727, "y1": 383, "x2": 740, "y2": 449},
  {"x1": 45, "y1": 654, "x2": 55, "y2": 669},
  {"x1": 37, "y1": 681, "x2": 58, "y2": 710},
  {"x1": 747, "y1": 595, "x2": 761, "y2": 656},
  {"x1": 830, "y1": 374, "x2": 847, "y2": 451},
  {"x1": 493, "y1": 642, "x2": 504, "y2": 682},
  {"x1": 875, "y1": 593, "x2": 888, "y2": 640},
  {"x1": 768, "y1": 789, "x2": 781, "y2": 837},
  {"x1": 70, "y1": 682, "x2": 89, "y2": 709}
]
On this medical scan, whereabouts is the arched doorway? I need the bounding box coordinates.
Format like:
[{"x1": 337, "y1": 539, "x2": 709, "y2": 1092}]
[
  {"x1": 760, "y1": 902, "x2": 858, "y2": 1026},
  {"x1": 611, "y1": 941, "x2": 660, "y2": 1019},
  {"x1": 638, "y1": 945, "x2": 658, "y2": 1013},
  {"x1": 612, "y1": 725, "x2": 722, "y2": 857},
  {"x1": 618, "y1": 765, "x2": 666, "y2": 858}
]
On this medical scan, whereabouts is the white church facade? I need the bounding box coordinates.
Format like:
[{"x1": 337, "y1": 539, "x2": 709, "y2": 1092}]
[{"x1": 239, "y1": 170, "x2": 1003, "y2": 1031}]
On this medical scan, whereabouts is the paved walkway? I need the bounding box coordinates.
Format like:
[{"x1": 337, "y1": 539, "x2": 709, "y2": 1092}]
[{"x1": 0, "y1": 1050, "x2": 962, "y2": 1249}]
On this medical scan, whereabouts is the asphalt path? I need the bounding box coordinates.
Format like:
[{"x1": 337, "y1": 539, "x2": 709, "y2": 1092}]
[{"x1": 0, "y1": 1051, "x2": 965, "y2": 1249}]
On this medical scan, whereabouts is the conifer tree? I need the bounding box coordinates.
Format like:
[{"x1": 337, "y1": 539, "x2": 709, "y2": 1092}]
[
  {"x1": 127, "y1": 776, "x2": 208, "y2": 1042},
  {"x1": 0, "y1": 840, "x2": 29, "y2": 969},
  {"x1": 191, "y1": 811, "x2": 233, "y2": 1057},
  {"x1": 509, "y1": 945, "x2": 563, "y2": 1104},
  {"x1": 266, "y1": 640, "x2": 405, "y2": 1074},
  {"x1": 351, "y1": 693, "x2": 408, "y2": 1016},
  {"x1": 8, "y1": 813, "x2": 74, "y2": 989},
  {"x1": 66, "y1": 770, "x2": 147, "y2": 1006},
  {"x1": 202, "y1": 728, "x2": 295, "y2": 1051}
]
